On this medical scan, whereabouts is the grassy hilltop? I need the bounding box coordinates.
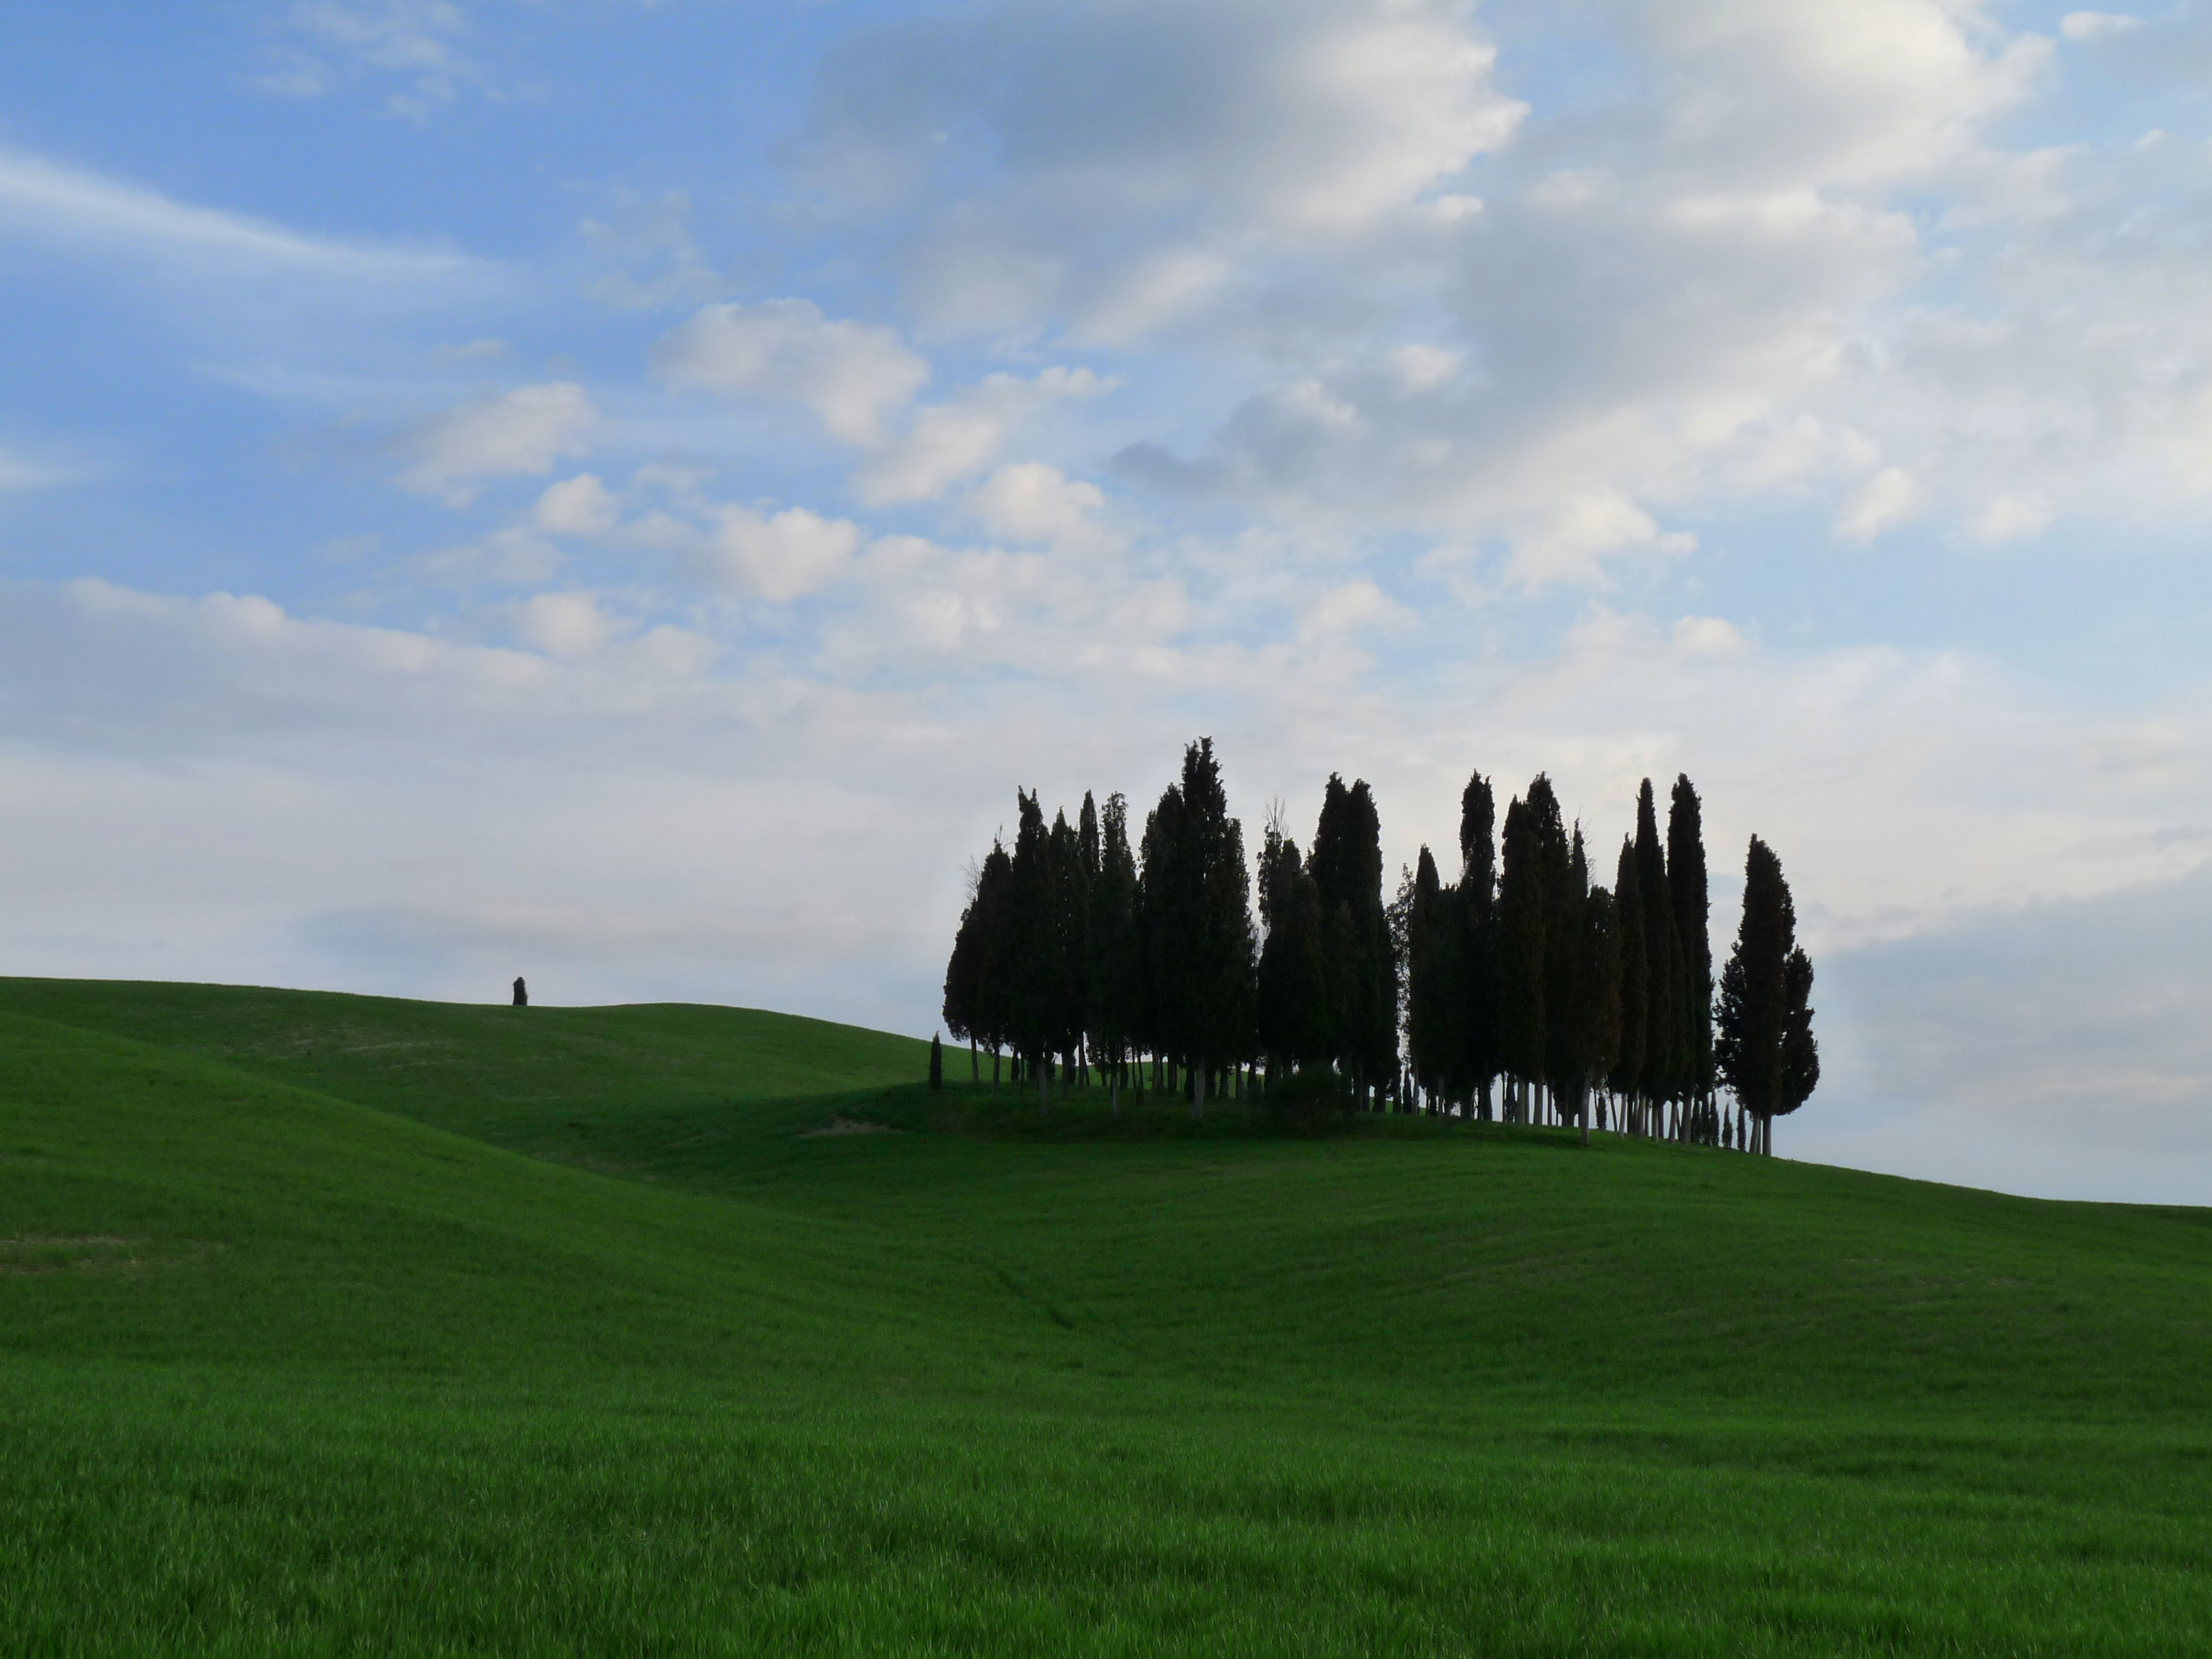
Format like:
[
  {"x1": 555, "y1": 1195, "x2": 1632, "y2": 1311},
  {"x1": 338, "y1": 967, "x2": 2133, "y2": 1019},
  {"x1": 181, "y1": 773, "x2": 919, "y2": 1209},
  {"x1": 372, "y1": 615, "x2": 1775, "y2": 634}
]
[{"x1": 4, "y1": 978, "x2": 2211, "y2": 1655}]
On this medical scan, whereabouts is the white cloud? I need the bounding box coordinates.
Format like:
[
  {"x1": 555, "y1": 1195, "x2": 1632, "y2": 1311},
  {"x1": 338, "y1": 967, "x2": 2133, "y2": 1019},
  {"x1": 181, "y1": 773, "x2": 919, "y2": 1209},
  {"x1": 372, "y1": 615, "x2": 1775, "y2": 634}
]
[
  {"x1": 1969, "y1": 492, "x2": 2054, "y2": 544},
  {"x1": 396, "y1": 383, "x2": 597, "y2": 506},
  {"x1": 514, "y1": 591, "x2": 619, "y2": 659},
  {"x1": 1837, "y1": 467, "x2": 1920, "y2": 541},
  {"x1": 855, "y1": 366, "x2": 1115, "y2": 505},
  {"x1": 0, "y1": 144, "x2": 486, "y2": 281},
  {"x1": 533, "y1": 474, "x2": 619, "y2": 538},
  {"x1": 280, "y1": 0, "x2": 477, "y2": 120},
  {"x1": 2060, "y1": 12, "x2": 2142, "y2": 41},
  {"x1": 1672, "y1": 615, "x2": 1749, "y2": 658},
  {"x1": 965, "y1": 463, "x2": 1119, "y2": 555},
  {"x1": 654, "y1": 300, "x2": 928, "y2": 445},
  {"x1": 709, "y1": 504, "x2": 863, "y2": 602}
]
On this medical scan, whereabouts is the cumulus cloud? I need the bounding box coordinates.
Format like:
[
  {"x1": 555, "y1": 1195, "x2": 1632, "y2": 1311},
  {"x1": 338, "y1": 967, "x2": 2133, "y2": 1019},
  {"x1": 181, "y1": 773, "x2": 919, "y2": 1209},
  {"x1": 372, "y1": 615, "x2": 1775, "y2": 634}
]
[
  {"x1": 708, "y1": 504, "x2": 863, "y2": 601},
  {"x1": 855, "y1": 366, "x2": 1115, "y2": 504},
  {"x1": 395, "y1": 382, "x2": 597, "y2": 506},
  {"x1": 654, "y1": 299, "x2": 928, "y2": 445},
  {"x1": 533, "y1": 474, "x2": 619, "y2": 538}
]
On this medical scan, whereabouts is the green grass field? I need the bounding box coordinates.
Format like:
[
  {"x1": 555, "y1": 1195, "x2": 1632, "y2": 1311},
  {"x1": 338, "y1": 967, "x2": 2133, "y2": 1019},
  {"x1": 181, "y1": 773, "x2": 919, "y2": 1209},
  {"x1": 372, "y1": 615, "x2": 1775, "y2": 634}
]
[{"x1": 5, "y1": 976, "x2": 2212, "y2": 1654}]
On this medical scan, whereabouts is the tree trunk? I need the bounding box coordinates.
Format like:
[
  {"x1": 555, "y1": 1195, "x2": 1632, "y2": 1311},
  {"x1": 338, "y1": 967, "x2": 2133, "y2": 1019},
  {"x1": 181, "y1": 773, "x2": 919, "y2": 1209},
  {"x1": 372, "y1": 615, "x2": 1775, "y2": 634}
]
[{"x1": 1191, "y1": 1053, "x2": 1205, "y2": 1122}]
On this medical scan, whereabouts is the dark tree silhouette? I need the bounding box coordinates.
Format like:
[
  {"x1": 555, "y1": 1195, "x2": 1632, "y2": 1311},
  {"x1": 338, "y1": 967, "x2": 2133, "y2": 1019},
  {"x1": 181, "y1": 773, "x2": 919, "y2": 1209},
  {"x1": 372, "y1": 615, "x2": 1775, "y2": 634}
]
[
  {"x1": 1310, "y1": 775, "x2": 1395, "y2": 1105},
  {"x1": 1496, "y1": 793, "x2": 1546, "y2": 1123},
  {"x1": 1569, "y1": 870, "x2": 1623, "y2": 1146},
  {"x1": 1608, "y1": 838, "x2": 1646, "y2": 1131},
  {"x1": 928, "y1": 1031, "x2": 943, "y2": 1090},
  {"x1": 1139, "y1": 741, "x2": 1255, "y2": 1118},
  {"x1": 1634, "y1": 780, "x2": 1682, "y2": 1136},
  {"x1": 1405, "y1": 845, "x2": 1463, "y2": 1111},
  {"x1": 1256, "y1": 822, "x2": 1330, "y2": 1086},
  {"x1": 1008, "y1": 790, "x2": 1062, "y2": 1113},
  {"x1": 1458, "y1": 771, "x2": 1501, "y2": 1120},
  {"x1": 512, "y1": 976, "x2": 527, "y2": 1008},
  {"x1": 973, "y1": 838, "x2": 1016, "y2": 1088},
  {"x1": 1715, "y1": 835, "x2": 1809, "y2": 1155},
  {"x1": 1669, "y1": 774, "x2": 1714, "y2": 1119},
  {"x1": 1778, "y1": 945, "x2": 1820, "y2": 1137},
  {"x1": 1087, "y1": 793, "x2": 1141, "y2": 1114}
]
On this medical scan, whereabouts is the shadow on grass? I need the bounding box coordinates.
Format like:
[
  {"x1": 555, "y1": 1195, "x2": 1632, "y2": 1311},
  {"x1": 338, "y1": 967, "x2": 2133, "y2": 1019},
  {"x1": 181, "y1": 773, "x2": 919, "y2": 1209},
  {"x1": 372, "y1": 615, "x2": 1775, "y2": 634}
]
[{"x1": 850, "y1": 1080, "x2": 1603, "y2": 1150}]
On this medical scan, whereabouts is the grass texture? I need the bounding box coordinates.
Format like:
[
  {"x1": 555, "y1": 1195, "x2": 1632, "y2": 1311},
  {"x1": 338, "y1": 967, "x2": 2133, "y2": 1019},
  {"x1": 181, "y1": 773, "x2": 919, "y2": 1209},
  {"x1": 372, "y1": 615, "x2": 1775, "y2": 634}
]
[{"x1": 4, "y1": 977, "x2": 2212, "y2": 1654}]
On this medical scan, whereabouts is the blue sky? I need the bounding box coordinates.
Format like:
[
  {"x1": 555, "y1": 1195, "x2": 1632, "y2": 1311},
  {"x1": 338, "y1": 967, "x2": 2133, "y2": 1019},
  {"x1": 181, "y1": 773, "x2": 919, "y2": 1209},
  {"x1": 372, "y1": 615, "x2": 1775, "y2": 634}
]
[{"x1": 4, "y1": 1, "x2": 2211, "y2": 1201}]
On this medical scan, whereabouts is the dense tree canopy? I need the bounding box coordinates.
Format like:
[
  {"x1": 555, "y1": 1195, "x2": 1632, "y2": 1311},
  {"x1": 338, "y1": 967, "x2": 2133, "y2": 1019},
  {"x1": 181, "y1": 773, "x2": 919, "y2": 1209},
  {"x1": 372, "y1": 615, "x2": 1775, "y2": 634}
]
[{"x1": 945, "y1": 740, "x2": 1816, "y2": 1148}]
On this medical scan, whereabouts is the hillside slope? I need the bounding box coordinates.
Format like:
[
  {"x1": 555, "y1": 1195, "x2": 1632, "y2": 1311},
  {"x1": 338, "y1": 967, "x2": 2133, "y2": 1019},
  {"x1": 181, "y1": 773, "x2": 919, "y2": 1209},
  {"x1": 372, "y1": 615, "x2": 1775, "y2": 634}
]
[{"x1": 5, "y1": 979, "x2": 2212, "y2": 1655}]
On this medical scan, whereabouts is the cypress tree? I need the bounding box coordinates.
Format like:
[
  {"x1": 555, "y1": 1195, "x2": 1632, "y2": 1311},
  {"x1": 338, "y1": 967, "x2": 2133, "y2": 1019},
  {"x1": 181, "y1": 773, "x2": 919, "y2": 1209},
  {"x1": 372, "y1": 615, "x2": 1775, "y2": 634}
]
[
  {"x1": 1172, "y1": 739, "x2": 1255, "y2": 1120},
  {"x1": 1574, "y1": 877, "x2": 1623, "y2": 1145},
  {"x1": 1087, "y1": 793, "x2": 1140, "y2": 1115},
  {"x1": 1669, "y1": 774, "x2": 1714, "y2": 1114},
  {"x1": 1137, "y1": 782, "x2": 1191, "y2": 1092},
  {"x1": 1047, "y1": 808, "x2": 1087, "y2": 1098},
  {"x1": 974, "y1": 838, "x2": 1016, "y2": 1089},
  {"x1": 1529, "y1": 779, "x2": 1575, "y2": 1119},
  {"x1": 1405, "y1": 845, "x2": 1463, "y2": 1111},
  {"x1": 1496, "y1": 794, "x2": 1546, "y2": 1122},
  {"x1": 1458, "y1": 772, "x2": 1501, "y2": 1119},
  {"x1": 928, "y1": 1031, "x2": 943, "y2": 1090},
  {"x1": 1778, "y1": 945, "x2": 1820, "y2": 1145},
  {"x1": 1256, "y1": 825, "x2": 1329, "y2": 1085},
  {"x1": 1608, "y1": 838, "x2": 1646, "y2": 1131},
  {"x1": 1310, "y1": 776, "x2": 1395, "y2": 1103},
  {"x1": 1715, "y1": 835, "x2": 1805, "y2": 1154},
  {"x1": 1634, "y1": 779, "x2": 1681, "y2": 1134},
  {"x1": 1008, "y1": 790, "x2": 1059, "y2": 1114}
]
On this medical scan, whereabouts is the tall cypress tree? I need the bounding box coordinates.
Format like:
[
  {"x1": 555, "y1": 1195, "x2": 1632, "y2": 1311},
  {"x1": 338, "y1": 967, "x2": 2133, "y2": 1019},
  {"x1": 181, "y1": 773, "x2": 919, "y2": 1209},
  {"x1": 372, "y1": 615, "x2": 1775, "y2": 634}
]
[
  {"x1": 1634, "y1": 779, "x2": 1681, "y2": 1133},
  {"x1": 974, "y1": 837, "x2": 1016, "y2": 1089},
  {"x1": 1008, "y1": 791, "x2": 1061, "y2": 1113},
  {"x1": 1529, "y1": 779, "x2": 1575, "y2": 1118},
  {"x1": 1257, "y1": 821, "x2": 1330, "y2": 1086},
  {"x1": 1668, "y1": 774, "x2": 1714, "y2": 1113},
  {"x1": 1405, "y1": 845, "x2": 1463, "y2": 1111},
  {"x1": 1608, "y1": 837, "x2": 1646, "y2": 1130},
  {"x1": 1496, "y1": 793, "x2": 1546, "y2": 1122},
  {"x1": 1573, "y1": 877, "x2": 1622, "y2": 1145},
  {"x1": 1310, "y1": 775, "x2": 1395, "y2": 1102},
  {"x1": 1778, "y1": 945, "x2": 1820, "y2": 1144},
  {"x1": 1458, "y1": 772, "x2": 1501, "y2": 1119},
  {"x1": 1715, "y1": 834, "x2": 1803, "y2": 1153},
  {"x1": 1175, "y1": 738, "x2": 1255, "y2": 1119},
  {"x1": 1136, "y1": 782, "x2": 1190, "y2": 1091},
  {"x1": 1087, "y1": 793, "x2": 1140, "y2": 1114},
  {"x1": 1047, "y1": 807, "x2": 1087, "y2": 1098}
]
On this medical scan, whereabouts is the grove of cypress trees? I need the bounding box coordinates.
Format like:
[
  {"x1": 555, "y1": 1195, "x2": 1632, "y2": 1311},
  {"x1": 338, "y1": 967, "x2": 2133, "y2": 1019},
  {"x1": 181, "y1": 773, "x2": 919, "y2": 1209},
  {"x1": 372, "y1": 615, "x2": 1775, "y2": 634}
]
[{"x1": 1529, "y1": 779, "x2": 1574, "y2": 1121}]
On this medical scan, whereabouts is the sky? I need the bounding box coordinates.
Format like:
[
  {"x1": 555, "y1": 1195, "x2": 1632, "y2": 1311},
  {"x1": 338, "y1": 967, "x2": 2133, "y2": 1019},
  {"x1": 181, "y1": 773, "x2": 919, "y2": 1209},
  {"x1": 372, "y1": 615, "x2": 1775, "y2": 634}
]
[{"x1": 2, "y1": 1, "x2": 2210, "y2": 1203}]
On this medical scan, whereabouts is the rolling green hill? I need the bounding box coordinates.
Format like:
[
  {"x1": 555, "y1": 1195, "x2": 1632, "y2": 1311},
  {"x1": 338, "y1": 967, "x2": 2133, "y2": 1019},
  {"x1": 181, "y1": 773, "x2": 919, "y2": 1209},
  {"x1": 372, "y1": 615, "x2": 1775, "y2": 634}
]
[{"x1": 4, "y1": 977, "x2": 2211, "y2": 1655}]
